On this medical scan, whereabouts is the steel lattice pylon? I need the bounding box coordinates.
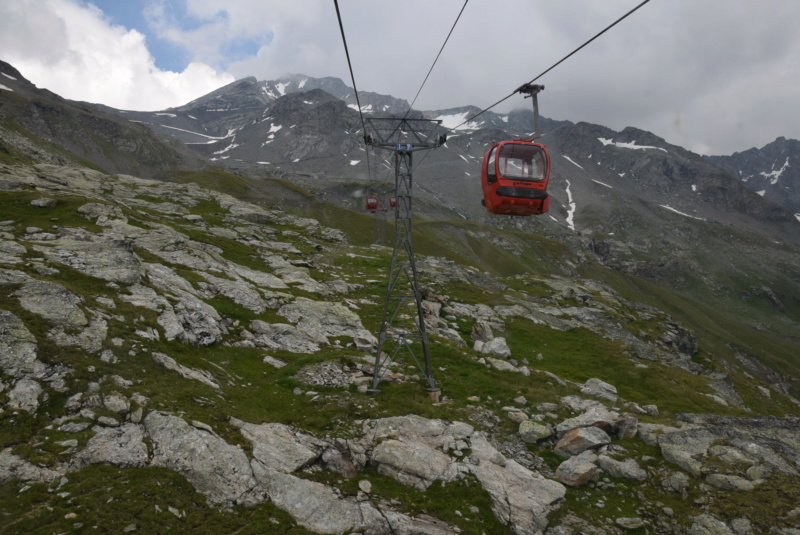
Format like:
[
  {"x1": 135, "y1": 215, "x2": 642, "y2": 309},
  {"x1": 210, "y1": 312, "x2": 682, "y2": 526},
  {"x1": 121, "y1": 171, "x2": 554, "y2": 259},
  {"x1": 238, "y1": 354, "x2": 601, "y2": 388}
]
[{"x1": 364, "y1": 118, "x2": 445, "y2": 398}]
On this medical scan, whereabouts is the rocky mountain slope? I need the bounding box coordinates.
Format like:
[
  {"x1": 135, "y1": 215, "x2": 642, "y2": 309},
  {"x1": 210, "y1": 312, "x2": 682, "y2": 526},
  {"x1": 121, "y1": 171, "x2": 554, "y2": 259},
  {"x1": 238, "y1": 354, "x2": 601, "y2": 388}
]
[
  {"x1": 0, "y1": 60, "x2": 208, "y2": 178},
  {"x1": 1, "y1": 160, "x2": 800, "y2": 534},
  {"x1": 2, "y1": 61, "x2": 800, "y2": 533},
  {"x1": 708, "y1": 137, "x2": 800, "y2": 215}
]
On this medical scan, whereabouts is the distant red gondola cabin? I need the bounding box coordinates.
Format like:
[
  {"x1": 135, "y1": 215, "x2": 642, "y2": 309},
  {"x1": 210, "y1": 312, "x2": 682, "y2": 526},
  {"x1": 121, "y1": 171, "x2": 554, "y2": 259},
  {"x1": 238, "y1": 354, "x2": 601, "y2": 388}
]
[
  {"x1": 365, "y1": 195, "x2": 379, "y2": 213},
  {"x1": 389, "y1": 195, "x2": 397, "y2": 208},
  {"x1": 481, "y1": 140, "x2": 551, "y2": 216}
]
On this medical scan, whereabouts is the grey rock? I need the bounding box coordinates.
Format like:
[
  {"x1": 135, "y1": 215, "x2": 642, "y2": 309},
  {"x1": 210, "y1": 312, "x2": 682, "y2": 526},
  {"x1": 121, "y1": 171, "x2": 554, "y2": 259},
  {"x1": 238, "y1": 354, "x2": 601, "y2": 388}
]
[
  {"x1": 638, "y1": 422, "x2": 681, "y2": 446},
  {"x1": 597, "y1": 455, "x2": 647, "y2": 481},
  {"x1": 30, "y1": 197, "x2": 57, "y2": 208},
  {"x1": 554, "y1": 426, "x2": 612, "y2": 457},
  {"x1": 278, "y1": 297, "x2": 377, "y2": 349},
  {"x1": 555, "y1": 407, "x2": 620, "y2": 438},
  {"x1": 250, "y1": 321, "x2": 321, "y2": 353},
  {"x1": 371, "y1": 438, "x2": 458, "y2": 490},
  {"x1": 369, "y1": 415, "x2": 474, "y2": 450},
  {"x1": 0, "y1": 310, "x2": 47, "y2": 379},
  {"x1": 103, "y1": 393, "x2": 130, "y2": 414},
  {"x1": 690, "y1": 514, "x2": 735, "y2": 535},
  {"x1": 616, "y1": 517, "x2": 645, "y2": 530},
  {"x1": 480, "y1": 337, "x2": 512, "y2": 358},
  {"x1": 71, "y1": 423, "x2": 148, "y2": 469},
  {"x1": 705, "y1": 473, "x2": 756, "y2": 491},
  {"x1": 145, "y1": 411, "x2": 258, "y2": 505},
  {"x1": 31, "y1": 230, "x2": 142, "y2": 284},
  {"x1": 14, "y1": 280, "x2": 87, "y2": 327},
  {"x1": 235, "y1": 420, "x2": 322, "y2": 473},
  {"x1": 6, "y1": 377, "x2": 43, "y2": 413},
  {"x1": 468, "y1": 433, "x2": 566, "y2": 535},
  {"x1": 252, "y1": 463, "x2": 455, "y2": 534},
  {"x1": 519, "y1": 421, "x2": 553, "y2": 444},
  {"x1": 152, "y1": 352, "x2": 220, "y2": 389},
  {"x1": 0, "y1": 449, "x2": 62, "y2": 484},
  {"x1": 580, "y1": 378, "x2": 618, "y2": 402},
  {"x1": 555, "y1": 452, "x2": 599, "y2": 487}
]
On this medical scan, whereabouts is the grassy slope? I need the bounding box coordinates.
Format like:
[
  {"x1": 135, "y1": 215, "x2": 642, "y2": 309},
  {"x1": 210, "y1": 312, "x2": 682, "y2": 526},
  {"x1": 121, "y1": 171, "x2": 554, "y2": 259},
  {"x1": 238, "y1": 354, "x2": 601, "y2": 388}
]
[{"x1": 1, "y1": 164, "x2": 799, "y2": 533}]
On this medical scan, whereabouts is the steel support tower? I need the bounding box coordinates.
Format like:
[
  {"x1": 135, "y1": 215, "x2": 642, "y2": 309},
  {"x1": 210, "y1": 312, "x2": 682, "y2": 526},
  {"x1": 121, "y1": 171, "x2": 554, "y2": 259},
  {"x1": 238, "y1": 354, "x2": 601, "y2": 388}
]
[{"x1": 364, "y1": 118, "x2": 445, "y2": 398}]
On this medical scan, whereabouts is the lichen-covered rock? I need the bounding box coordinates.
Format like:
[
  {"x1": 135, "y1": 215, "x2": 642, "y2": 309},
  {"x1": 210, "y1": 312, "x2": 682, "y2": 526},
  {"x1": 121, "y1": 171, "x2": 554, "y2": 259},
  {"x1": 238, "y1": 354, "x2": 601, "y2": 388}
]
[{"x1": 519, "y1": 420, "x2": 553, "y2": 444}]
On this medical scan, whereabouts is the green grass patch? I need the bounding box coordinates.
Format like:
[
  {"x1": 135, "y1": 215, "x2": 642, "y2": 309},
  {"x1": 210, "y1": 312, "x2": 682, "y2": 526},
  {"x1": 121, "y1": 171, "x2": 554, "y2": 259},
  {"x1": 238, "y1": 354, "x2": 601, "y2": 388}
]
[{"x1": 0, "y1": 465, "x2": 313, "y2": 534}]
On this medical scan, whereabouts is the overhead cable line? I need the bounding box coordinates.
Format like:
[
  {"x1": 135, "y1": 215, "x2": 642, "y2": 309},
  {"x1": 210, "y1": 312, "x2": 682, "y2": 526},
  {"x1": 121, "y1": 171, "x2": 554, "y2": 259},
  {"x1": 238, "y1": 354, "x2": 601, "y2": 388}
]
[
  {"x1": 403, "y1": 0, "x2": 469, "y2": 119},
  {"x1": 333, "y1": 0, "x2": 374, "y2": 186},
  {"x1": 449, "y1": 0, "x2": 652, "y2": 133}
]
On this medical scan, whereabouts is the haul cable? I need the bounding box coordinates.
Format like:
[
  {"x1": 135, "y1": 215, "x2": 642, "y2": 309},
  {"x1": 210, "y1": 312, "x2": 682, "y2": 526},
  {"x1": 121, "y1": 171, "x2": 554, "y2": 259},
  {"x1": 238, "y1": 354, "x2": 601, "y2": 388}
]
[
  {"x1": 333, "y1": 0, "x2": 374, "y2": 186},
  {"x1": 449, "y1": 0, "x2": 652, "y2": 134}
]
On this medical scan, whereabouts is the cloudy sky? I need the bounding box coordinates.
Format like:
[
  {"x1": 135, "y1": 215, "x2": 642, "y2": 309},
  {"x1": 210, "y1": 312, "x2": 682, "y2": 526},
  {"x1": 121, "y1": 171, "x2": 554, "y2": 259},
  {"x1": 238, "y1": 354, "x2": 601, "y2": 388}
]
[{"x1": 1, "y1": 0, "x2": 798, "y2": 156}]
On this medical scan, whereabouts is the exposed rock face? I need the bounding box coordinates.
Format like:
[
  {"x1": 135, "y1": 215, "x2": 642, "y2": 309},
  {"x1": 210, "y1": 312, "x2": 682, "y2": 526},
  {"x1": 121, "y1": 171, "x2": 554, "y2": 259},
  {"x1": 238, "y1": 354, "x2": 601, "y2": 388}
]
[
  {"x1": 656, "y1": 414, "x2": 800, "y2": 479},
  {"x1": 145, "y1": 411, "x2": 259, "y2": 505},
  {"x1": 0, "y1": 310, "x2": 45, "y2": 379},
  {"x1": 580, "y1": 378, "x2": 618, "y2": 402},
  {"x1": 468, "y1": 433, "x2": 566, "y2": 535},
  {"x1": 556, "y1": 452, "x2": 600, "y2": 487},
  {"x1": 278, "y1": 297, "x2": 378, "y2": 350},
  {"x1": 554, "y1": 426, "x2": 612, "y2": 457},
  {"x1": 234, "y1": 420, "x2": 322, "y2": 473},
  {"x1": 0, "y1": 449, "x2": 62, "y2": 485},
  {"x1": 70, "y1": 423, "x2": 148, "y2": 469},
  {"x1": 1, "y1": 158, "x2": 798, "y2": 534}
]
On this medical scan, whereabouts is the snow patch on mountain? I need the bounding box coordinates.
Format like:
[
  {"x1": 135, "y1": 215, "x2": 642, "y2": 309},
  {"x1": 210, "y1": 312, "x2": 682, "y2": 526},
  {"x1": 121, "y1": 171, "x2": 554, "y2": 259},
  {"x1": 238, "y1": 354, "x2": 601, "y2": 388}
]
[
  {"x1": 435, "y1": 112, "x2": 483, "y2": 131},
  {"x1": 660, "y1": 205, "x2": 705, "y2": 220},
  {"x1": 599, "y1": 137, "x2": 668, "y2": 153},
  {"x1": 564, "y1": 156, "x2": 583, "y2": 169},
  {"x1": 760, "y1": 157, "x2": 790, "y2": 184},
  {"x1": 565, "y1": 180, "x2": 576, "y2": 231}
]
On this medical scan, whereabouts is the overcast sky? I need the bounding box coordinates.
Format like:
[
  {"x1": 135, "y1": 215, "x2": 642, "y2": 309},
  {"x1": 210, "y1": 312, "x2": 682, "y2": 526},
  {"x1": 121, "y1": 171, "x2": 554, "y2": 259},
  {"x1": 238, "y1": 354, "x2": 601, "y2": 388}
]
[{"x1": 2, "y1": 0, "x2": 799, "y2": 156}]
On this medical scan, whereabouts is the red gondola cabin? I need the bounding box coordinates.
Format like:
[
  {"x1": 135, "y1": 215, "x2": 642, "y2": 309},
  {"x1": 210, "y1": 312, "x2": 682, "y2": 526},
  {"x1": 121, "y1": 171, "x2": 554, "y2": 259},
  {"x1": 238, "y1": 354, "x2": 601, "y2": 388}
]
[
  {"x1": 365, "y1": 195, "x2": 379, "y2": 213},
  {"x1": 481, "y1": 140, "x2": 551, "y2": 216}
]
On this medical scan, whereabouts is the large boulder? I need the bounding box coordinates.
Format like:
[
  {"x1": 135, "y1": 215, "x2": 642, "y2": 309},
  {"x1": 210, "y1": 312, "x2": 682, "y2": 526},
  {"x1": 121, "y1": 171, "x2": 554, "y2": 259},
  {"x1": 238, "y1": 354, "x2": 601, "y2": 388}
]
[
  {"x1": 556, "y1": 452, "x2": 599, "y2": 487},
  {"x1": 144, "y1": 412, "x2": 258, "y2": 505},
  {"x1": 278, "y1": 297, "x2": 377, "y2": 349},
  {"x1": 468, "y1": 433, "x2": 566, "y2": 535},
  {"x1": 554, "y1": 426, "x2": 612, "y2": 457},
  {"x1": 371, "y1": 438, "x2": 460, "y2": 490},
  {"x1": 70, "y1": 423, "x2": 148, "y2": 469},
  {"x1": 234, "y1": 420, "x2": 322, "y2": 473}
]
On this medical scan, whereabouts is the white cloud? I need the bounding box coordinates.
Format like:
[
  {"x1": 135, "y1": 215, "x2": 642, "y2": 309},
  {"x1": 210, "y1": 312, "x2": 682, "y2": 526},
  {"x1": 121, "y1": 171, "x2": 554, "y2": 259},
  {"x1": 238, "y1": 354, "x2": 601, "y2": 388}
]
[
  {"x1": 0, "y1": 0, "x2": 233, "y2": 110},
  {"x1": 2, "y1": 0, "x2": 800, "y2": 154}
]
